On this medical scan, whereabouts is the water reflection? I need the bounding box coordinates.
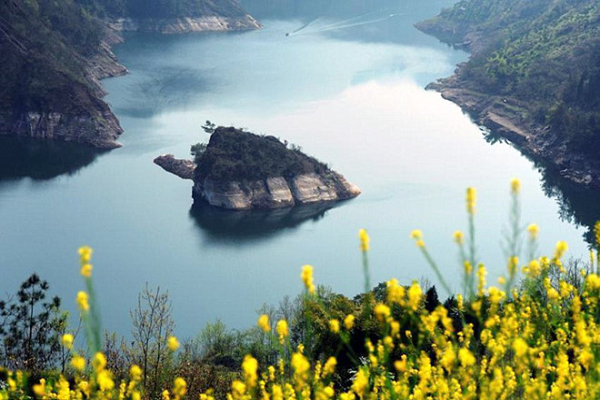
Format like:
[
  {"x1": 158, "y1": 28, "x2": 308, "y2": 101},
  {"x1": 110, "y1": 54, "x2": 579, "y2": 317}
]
[
  {"x1": 539, "y1": 164, "x2": 600, "y2": 245},
  {"x1": 113, "y1": 64, "x2": 213, "y2": 119},
  {"x1": 0, "y1": 137, "x2": 106, "y2": 181},
  {"x1": 189, "y1": 200, "x2": 352, "y2": 243}
]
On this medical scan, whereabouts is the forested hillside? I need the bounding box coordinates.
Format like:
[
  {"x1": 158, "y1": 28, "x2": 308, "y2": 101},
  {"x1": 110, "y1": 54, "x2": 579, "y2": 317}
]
[
  {"x1": 0, "y1": 0, "x2": 257, "y2": 148},
  {"x1": 418, "y1": 0, "x2": 600, "y2": 157}
]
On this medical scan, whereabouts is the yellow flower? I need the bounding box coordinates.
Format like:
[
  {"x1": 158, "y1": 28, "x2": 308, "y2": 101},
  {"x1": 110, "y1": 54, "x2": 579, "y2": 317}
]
[
  {"x1": 453, "y1": 230, "x2": 464, "y2": 244},
  {"x1": 61, "y1": 333, "x2": 74, "y2": 349},
  {"x1": 301, "y1": 265, "x2": 316, "y2": 295},
  {"x1": 242, "y1": 355, "x2": 258, "y2": 388},
  {"x1": 595, "y1": 221, "x2": 600, "y2": 247},
  {"x1": 76, "y1": 291, "x2": 89, "y2": 312},
  {"x1": 162, "y1": 389, "x2": 171, "y2": 400},
  {"x1": 258, "y1": 314, "x2": 271, "y2": 332},
  {"x1": 322, "y1": 357, "x2": 337, "y2": 377},
  {"x1": 440, "y1": 348, "x2": 456, "y2": 372},
  {"x1": 329, "y1": 319, "x2": 340, "y2": 334},
  {"x1": 80, "y1": 263, "x2": 93, "y2": 278},
  {"x1": 352, "y1": 368, "x2": 369, "y2": 398},
  {"x1": 466, "y1": 187, "x2": 476, "y2": 215},
  {"x1": 33, "y1": 379, "x2": 46, "y2": 397},
  {"x1": 554, "y1": 241, "x2": 568, "y2": 259},
  {"x1": 359, "y1": 229, "x2": 370, "y2": 252},
  {"x1": 92, "y1": 352, "x2": 107, "y2": 371},
  {"x1": 71, "y1": 354, "x2": 85, "y2": 371},
  {"x1": 167, "y1": 335, "x2": 180, "y2": 352},
  {"x1": 512, "y1": 338, "x2": 528, "y2": 358},
  {"x1": 477, "y1": 264, "x2": 487, "y2": 296},
  {"x1": 456, "y1": 294, "x2": 463, "y2": 311},
  {"x1": 547, "y1": 287, "x2": 560, "y2": 301},
  {"x1": 464, "y1": 261, "x2": 473, "y2": 275},
  {"x1": 130, "y1": 365, "x2": 142, "y2": 381},
  {"x1": 586, "y1": 274, "x2": 600, "y2": 290},
  {"x1": 410, "y1": 230, "x2": 423, "y2": 240},
  {"x1": 408, "y1": 281, "x2": 422, "y2": 311},
  {"x1": 508, "y1": 256, "x2": 518, "y2": 277},
  {"x1": 527, "y1": 224, "x2": 539, "y2": 240},
  {"x1": 97, "y1": 370, "x2": 114, "y2": 391},
  {"x1": 78, "y1": 246, "x2": 93, "y2": 263},
  {"x1": 510, "y1": 178, "x2": 521, "y2": 194},
  {"x1": 173, "y1": 377, "x2": 187, "y2": 398},
  {"x1": 344, "y1": 314, "x2": 355, "y2": 330},
  {"x1": 374, "y1": 304, "x2": 391, "y2": 322},
  {"x1": 291, "y1": 353, "x2": 310, "y2": 385},
  {"x1": 458, "y1": 348, "x2": 475, "y2": 367},
  {"x1": 386, "y1": 279, "x2": 405, "y2": 304},
  {"x1": 271, "y1": 385, "x2": 283, "y2": 400},
  {"x1": 276, "y1": 320, "x2": 289, "y2": 344}
]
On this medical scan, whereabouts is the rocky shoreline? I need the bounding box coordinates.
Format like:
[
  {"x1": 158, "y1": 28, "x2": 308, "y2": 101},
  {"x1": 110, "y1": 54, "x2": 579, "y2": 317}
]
[
  {"x1": 416, "y1": 20, "x2": 600, "y2": 190},
  {"x1": 2, "y1": 12, "x2": 261, "y2": 150},
  {"x1": 106, "y1": 15, "x2": 261, "y2": 34}
]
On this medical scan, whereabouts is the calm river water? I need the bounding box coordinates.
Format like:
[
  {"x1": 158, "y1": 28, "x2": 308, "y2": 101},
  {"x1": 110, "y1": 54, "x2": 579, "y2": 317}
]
[{"x1": 0, "y1": 1, "x2": 596, "y2": 339}]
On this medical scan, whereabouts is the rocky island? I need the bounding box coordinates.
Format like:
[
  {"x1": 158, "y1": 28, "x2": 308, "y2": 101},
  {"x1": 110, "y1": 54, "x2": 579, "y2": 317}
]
[{"x1": 154, "y1": 127, "x2": 361, "y2": 210}]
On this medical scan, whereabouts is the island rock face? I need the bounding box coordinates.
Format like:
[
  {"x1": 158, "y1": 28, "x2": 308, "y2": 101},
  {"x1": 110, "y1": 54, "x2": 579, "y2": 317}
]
[
  {"x1": 154, "y1": 154, "x2": 196, "y2": 179},
  {"x1": 187, "y1": 127, "x2": 360, "y2": 210}
]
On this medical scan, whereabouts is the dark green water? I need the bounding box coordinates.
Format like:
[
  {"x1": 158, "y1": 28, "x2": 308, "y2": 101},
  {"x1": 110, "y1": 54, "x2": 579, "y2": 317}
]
[{"x1": 0, "y1": 2, "x2": 596, "y2": 339}]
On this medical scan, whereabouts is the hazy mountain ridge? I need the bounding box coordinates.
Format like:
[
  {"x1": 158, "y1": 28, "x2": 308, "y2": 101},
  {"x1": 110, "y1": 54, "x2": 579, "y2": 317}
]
[
  {"x1": 417, "y1": 0, "x2": 600, "y2": 187},
  {"x1": 0, "y1": 0, "x2": 259, "y2": 148}
]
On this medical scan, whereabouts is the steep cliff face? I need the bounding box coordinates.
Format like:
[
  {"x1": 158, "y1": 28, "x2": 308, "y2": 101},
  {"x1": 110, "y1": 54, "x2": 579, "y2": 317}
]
[
  {"x1": 0, "y1": 0, "x2": 126, "y2": 149},
  {"x1": 107, "y1": 15, "x2": 260, "y2": 33},
  {"x1": 193, "y1": 171, "x2": 360, "y2": 210},
  {"x1": 1, "y1": 0, "x2": 260, "y2": 149}
]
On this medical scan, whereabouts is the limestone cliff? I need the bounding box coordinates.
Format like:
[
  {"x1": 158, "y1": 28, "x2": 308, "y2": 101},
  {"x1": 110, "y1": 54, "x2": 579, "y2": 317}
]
[
  {"x1": 1, "y1": 0, "x2": 260, "y2": 150},
  {"x1": 154, "y1": 154, "x2": 196, "y2": 179},
  {"x1": 194, "y1": 171, "x2": 360, "y2": 210},
  {"x1": 107, "y1": 15, "x2": 261, "y2": 34}
]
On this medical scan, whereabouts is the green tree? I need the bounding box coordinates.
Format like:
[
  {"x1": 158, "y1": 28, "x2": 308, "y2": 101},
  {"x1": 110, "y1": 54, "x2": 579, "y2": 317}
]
[{"x1": 0, "y1": 273, "x2": 68, "y2": 373}]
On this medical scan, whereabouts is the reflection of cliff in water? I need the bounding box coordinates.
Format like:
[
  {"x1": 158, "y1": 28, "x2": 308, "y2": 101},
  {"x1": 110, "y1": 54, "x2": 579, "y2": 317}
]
[
  {"x1": 540, "y1": 165, "x2": 600, "y2": 245},
  {"x1": 481, "y1": 129, "x2": 600, "y2": 245},
  {"x1": 0, "y1": 137, "x2": 106, "y2": 181},
  {"x1": 189, "y1": 201, "x2": 345, "y2": 243}
]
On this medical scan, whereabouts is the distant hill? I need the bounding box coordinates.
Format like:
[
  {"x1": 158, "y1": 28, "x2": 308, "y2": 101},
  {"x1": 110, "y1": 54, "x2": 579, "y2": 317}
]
[
  {"x1": 417, "y1": 0, "x2": 600, "y2": 187},
  {"x1": 0, "y1": 0, "x2": 259, "y2": 148}
]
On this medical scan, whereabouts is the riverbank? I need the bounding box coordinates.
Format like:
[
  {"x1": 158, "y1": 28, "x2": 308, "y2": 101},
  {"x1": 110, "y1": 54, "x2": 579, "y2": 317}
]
[
  {"x1": 427, "y1": 72, "x2": 599, "y2": 188},
  {"x1": 416, "y1": 15, "x2": 600, "y2": 190},
  {"x1": 0, "y1": 0, "x2": 261, "y2": 150}
]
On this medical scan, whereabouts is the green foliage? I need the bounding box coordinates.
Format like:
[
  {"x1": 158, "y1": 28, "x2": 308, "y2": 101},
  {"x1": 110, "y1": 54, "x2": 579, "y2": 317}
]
[
  {"x1": 428, "y1": 0, "x2": 600, "y2": 155},
  {"x1": 194, "y1": 127, "x2": 330, "y2": 182},
  {"x1": 0, "y1": 274, "x2": 68, "y2": 373}
]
